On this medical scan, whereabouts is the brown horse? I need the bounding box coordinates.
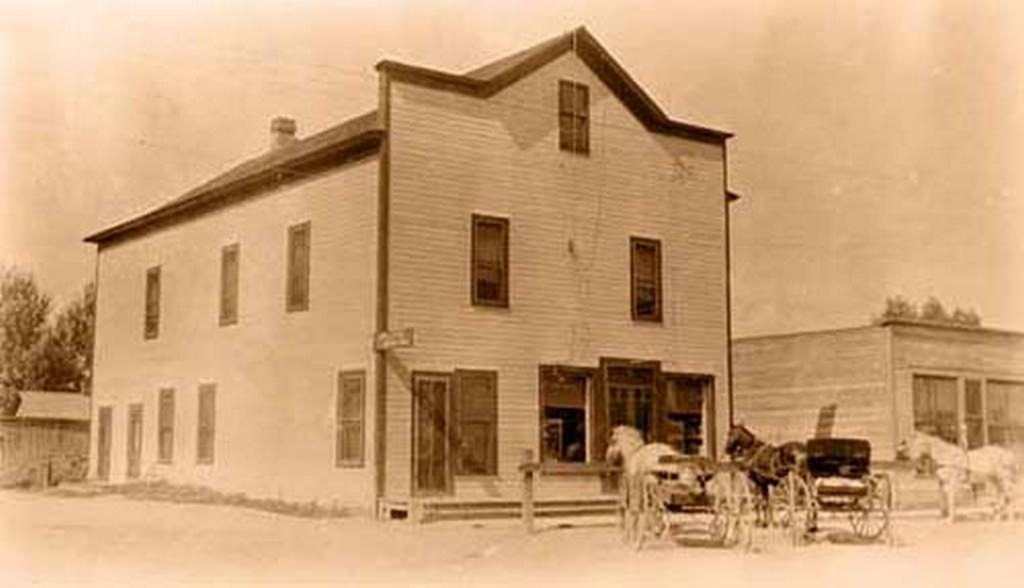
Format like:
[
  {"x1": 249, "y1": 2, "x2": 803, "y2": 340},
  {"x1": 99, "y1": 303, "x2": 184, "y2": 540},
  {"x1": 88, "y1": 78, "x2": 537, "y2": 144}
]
[{"x1": 724, "y1": 423, "x2": 807, "y2": 527}]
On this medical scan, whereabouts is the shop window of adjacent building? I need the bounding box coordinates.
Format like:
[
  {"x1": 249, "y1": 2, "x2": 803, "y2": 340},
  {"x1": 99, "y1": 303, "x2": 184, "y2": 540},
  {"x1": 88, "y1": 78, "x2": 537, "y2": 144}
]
[
  {"x1": 630, "y1": 237, "x2": 662, "y2": 322},
  {"x1": 453, "y1": 370, "x2": 498, "y2": 475},
  {"x1": 197, "y1": 384, "x2": 216, "y2": 464},
  {"x1": 540, "y1": 367, "x2": 591, "y2": 463},
  {"x1": 912, "y1": 375, "x2": 958, "y2": 445},
  {"x1": 558, "y1": 80, "x2": 589, "y2": 154},
  {"x1": 144, "y1": 266, "x2": 161, "y2": 339},
  {"x1": 986, "y1": 380, "x2": 1024, "y2": 447},
  {"x1": 471, "y1": 215, "x2": 509, "y2": 308},
  {"x1": 286, "y1": 222, "x2": 311, "y2": 312},
  {"x1": 664, "y1": 375, "x2": 713, "y2": 456},
  {"x1": 219, "y1": 244, "x2": 240, "y2": 326},
  {"x1": 158, "y1": 388, "x2": 175, "y2": 463},
  {"x1": 964, "y1": 379, "x2": 985, "y2": 449},
  {"x1": 336, "y1": 371, "x2": 366, "y2": 467}
]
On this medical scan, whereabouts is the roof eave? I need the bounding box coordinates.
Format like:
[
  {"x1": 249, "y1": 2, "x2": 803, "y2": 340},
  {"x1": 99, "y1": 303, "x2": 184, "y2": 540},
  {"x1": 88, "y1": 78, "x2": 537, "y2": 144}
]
[{"x1": 85, "y1": 130, "x2": 383, "y2": 245}]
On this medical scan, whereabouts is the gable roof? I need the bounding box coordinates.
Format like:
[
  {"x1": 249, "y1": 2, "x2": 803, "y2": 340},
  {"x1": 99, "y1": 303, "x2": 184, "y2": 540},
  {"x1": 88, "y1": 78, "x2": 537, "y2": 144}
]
[
  {"x1": 14, "y1": 391, "x2": 90, "y2": 422},
  {"x1": 85, "y1": 27, "x2": 729, "y2": 246},
  {"x1": 85, "y1": 111, "x2": 383, "y2": 245},
  {"x1": 377, "y1": 27, "x2": 732, "y2": 143}
]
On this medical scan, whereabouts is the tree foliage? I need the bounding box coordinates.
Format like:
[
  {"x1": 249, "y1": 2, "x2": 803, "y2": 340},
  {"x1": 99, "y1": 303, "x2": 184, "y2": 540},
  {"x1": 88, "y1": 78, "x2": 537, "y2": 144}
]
[
  {"x1": 0, "y1": 267, "x2": 51, "y2": 390},
  {"x1": 0, "y1": 266, "x2": 94, "y2": 394},
  {"x1": 874, "y1": 295, "x2": 981, "y2": 327},
  {"x1": 33, "y1": 283, "x2": 96, "y2": 393}
]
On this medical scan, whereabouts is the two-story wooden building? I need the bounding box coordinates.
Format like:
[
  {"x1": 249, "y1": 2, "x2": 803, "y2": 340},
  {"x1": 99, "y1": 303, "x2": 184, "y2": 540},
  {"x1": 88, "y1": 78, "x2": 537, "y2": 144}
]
[{"x1": 86, "y1": 27, "x2": 736, "y2": 518}]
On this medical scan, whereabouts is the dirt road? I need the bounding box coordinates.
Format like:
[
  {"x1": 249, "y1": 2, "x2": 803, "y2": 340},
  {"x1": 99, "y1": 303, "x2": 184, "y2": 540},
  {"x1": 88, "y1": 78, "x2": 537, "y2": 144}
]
[{"x1": 2, "y1": 490, "x2": 1021, "y2": 587}]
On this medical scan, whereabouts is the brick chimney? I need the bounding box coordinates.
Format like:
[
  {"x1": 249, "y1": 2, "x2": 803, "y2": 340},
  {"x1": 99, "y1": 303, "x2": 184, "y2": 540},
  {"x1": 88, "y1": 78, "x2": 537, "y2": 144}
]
[{"x1": 270, "y1": 116, "x2": 297, "y2": 149}]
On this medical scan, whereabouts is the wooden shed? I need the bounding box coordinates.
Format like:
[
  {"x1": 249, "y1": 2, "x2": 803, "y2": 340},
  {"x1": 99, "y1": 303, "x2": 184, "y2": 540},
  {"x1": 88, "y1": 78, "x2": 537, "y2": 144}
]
[{"x1": 0, "y1": 391, "x2": 91, "y2": 487}]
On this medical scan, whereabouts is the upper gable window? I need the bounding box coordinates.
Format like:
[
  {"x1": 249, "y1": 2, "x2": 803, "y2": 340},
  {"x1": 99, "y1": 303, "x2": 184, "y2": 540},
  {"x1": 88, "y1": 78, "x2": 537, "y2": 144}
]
[
  {"x1": 471, "y1": 214, "x2": 509, "y2": 308},
  {"x1": 558, "y1": 80, "x2": 589, "y2": 154}
]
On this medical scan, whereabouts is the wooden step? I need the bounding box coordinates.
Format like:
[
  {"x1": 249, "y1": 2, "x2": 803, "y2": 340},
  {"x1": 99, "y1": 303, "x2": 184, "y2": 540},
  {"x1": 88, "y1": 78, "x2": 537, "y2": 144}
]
[{"x1": 420, "y1": 498, "x2": 618, "y2": 523}]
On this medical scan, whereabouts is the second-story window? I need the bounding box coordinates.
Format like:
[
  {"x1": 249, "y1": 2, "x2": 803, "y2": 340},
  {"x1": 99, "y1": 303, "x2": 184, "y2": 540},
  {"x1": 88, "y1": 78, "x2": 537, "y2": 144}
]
[
  {"x1": 144, "y1": 266, "x2": 161, "y2": 339},
  {"x1": 559, "y1": 80, "x2": 589, "y2": 154},
  {"x1": 471, "y1": 214, "x2": 509, "y2": 308},
  {"x1": 286, "y1": 222, "x2": 311, "y2": 312},
  {"x1": 220, "y1": 244, "x2": 239, "y2": 326},
  {"x1": 630, "y1": 237, "x2": 662, "y2": 322}
]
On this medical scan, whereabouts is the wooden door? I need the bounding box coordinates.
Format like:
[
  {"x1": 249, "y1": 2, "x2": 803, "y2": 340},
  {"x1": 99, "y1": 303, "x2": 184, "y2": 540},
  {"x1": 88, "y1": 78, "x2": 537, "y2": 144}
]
[
  {"x1": 606, "y1": 364, "x2": 656, "y2": 441},
  {"x1": 126, "y1": 403, "x2": 143, "y2": 479},
  {"x1": 97, "y1": 406, "x2": 112, "y2": 481},
  {"x1": 412, "y1": 373, "x2": 451, "y2": 495}
]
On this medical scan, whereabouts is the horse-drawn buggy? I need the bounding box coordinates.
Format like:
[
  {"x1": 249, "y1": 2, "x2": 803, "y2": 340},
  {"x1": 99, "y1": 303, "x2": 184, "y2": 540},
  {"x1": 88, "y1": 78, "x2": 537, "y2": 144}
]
[
  {"x1": 788, "y1": 437, "x2": 894, "y2": 544},
  {"x1": 608, "y1": 426, "x2": 755, "y2": 550},
  {"x1": 726, "y1": 424, "x2": 893, "y2": 545}
]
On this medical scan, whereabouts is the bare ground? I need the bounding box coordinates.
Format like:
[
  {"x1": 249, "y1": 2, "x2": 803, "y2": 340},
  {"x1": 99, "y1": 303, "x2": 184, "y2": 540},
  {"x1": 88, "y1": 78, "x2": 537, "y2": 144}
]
[{"x1": 2, "y1": 490, "x2": 1022, "y2": 587}]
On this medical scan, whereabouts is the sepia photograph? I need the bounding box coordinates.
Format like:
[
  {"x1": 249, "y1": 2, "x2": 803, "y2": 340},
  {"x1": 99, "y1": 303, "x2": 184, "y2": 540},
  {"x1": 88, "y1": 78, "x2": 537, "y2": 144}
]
[{"x1": 1, "y1": 1, "x2": 1022, "y2": 586}]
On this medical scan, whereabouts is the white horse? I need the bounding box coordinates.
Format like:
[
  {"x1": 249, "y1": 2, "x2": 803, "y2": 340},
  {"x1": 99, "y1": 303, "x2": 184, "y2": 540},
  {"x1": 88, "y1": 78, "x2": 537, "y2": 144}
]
[
  {"x1": 605, "y1": 426, "x2": 681, "y2": 539},
  {"x1": 900, "y1": 431, "x2": 1019, "y2": 522}
]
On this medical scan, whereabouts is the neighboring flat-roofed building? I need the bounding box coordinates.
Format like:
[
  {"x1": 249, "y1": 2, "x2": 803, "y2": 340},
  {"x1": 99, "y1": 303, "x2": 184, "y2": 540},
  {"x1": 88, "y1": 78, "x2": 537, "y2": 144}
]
[{"x1": 733, "y1": 319, "x2": 1024, "y2": 460}]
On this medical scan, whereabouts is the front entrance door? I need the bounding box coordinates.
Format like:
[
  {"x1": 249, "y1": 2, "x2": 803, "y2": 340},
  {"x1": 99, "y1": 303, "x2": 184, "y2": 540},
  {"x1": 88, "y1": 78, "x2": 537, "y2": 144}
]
[
  {"x1": 97, "y1": 406, "x2": 112, "y2": 481},
  {"x1": 126, "y1": 403, "x2": 143, "y2": 479},
  {"x1": 412, "y1": 373, "x2": 451, "y2": 495},
  {"x1": 606, "y1": 364, "x2": 656, "y2": 441}
]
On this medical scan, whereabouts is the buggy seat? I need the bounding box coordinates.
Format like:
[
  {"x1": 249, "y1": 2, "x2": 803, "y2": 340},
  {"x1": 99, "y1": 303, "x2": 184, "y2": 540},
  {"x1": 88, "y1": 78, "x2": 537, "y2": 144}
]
[{"x1": 806, "y1": 438, "x2": 871, "y2": 479}]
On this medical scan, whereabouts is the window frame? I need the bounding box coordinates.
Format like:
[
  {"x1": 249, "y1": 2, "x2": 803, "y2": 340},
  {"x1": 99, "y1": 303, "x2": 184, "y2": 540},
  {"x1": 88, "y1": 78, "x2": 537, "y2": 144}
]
[
  {"x1": 157, "y1": 387, "x2": 175, "y2": 464},
  {"x1": 912, "y1": 374, "x2": 959, "y2": 445},
  {"x1": 470, "y1": 214, "x2": 510, "y2": 308},
  {"x1": 452, "y1": 369, "x2": 499, "y2": 476},
  {"x1": 558, "y1": 80, "x2": 590, "y2": 154},
  {"x1": 630, "y1": 237, "x2": 663, "y2": 322},
  {"x1": 196, "y1": 384, "x2": 216, "y2": 465},
  {"x1": 538, "y1": 365, "x2": 595, "y2": 465},
  {"x1": 286, "y1": 221, "x2": 311, "y2": 313},
  {"x1": 144, "y1": 265, "x2": 161, "y2": 339},
  {"x1": 986, "y1": 379, "x2": 1024, "y2": 447},
  {"x1": 336, "y1": 370, "x2": 366, "y2": 468},
  {"x1": 662, "y1": 373, "x2": 715, "y2": 457},
  {"x1": 219, "y1": 244, "x2": 240, "y2": 326}
]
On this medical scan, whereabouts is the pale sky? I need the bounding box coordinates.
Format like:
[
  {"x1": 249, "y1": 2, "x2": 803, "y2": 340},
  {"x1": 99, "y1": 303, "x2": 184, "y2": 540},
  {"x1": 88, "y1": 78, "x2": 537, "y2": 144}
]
[{"x1": 2, "y1": 0, "x2": 1022, "y2": 337}]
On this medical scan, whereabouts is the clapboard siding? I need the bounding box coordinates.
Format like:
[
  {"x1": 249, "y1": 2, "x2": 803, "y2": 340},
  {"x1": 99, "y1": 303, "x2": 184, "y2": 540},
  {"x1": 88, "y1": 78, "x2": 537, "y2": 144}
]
[
  {"x1": 91, "y1": 158, "x2": 378, "y2": 506},
  {"x1": 385, "y1": 52, "x2": 729, "y2": 501},
  {"x1": 733, "y1": 327, "x2": 895, "y2": 456}
]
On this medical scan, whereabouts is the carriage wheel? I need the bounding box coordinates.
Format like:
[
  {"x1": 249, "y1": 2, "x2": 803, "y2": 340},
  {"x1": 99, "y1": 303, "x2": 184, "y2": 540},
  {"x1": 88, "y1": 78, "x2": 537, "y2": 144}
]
[
  {"x1": 770, "y1": 472, "x2": 813, "y2": 545},
  {"x1": 850, "y1": 473, "x2": 892, "y2": 542}
]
